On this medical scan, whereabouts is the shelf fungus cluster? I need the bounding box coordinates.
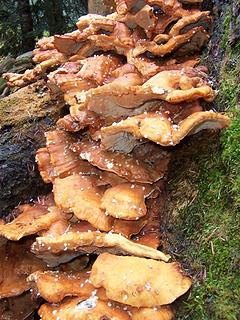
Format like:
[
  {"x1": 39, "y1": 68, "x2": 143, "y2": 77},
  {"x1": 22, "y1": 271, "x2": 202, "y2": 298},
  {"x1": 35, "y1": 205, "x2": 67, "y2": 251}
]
[{"x1": 1, "y1": 0, "x2": 230, "y2": 319}]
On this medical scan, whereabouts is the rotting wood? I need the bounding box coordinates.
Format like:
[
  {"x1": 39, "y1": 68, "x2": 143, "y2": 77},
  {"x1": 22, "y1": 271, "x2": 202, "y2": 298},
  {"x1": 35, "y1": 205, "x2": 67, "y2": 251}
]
[{"x1": 0, "y1": 81, "x2": 64, "y2": 216}]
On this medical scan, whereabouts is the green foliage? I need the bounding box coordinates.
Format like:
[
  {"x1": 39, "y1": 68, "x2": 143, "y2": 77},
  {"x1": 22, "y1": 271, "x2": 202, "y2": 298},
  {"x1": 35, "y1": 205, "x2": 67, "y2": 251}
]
[{"x1": 0, "y1": 1, "x2": 22, "y2": 55}]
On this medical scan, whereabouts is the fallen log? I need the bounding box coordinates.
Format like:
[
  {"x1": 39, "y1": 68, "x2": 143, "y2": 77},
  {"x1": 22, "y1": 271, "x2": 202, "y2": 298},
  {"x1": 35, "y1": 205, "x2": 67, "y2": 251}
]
[{"x1": 0, "y1": 81, "x2": 64, "y2": 216}]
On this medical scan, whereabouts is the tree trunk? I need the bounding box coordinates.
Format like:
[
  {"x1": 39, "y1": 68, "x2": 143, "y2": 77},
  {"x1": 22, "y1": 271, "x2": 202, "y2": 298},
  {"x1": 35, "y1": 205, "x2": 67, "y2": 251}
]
[
  {"x1": 42, "y1": 0, "x2": 66, "y2": 35},
  {"x1": 18, "y1": 0, "x2": 35, "y2": 52}
]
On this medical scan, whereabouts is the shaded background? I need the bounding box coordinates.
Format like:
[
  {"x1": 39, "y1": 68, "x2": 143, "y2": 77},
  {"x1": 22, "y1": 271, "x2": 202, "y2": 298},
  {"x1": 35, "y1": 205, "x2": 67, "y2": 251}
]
[{"x1": 0, "y1": 0, "x2": 88, "y2": 56}]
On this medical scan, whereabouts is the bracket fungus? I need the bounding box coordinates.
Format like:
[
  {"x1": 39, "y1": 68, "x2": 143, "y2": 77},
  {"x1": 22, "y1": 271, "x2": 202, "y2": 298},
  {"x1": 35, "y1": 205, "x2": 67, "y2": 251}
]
[
  {"x1": 0, "y1": 0, "x2": 230, "y2": 318},
  {"x1": 27, "y1": 270, "x2": 94, "y2": 303},
  {"x1": 100, "y1": 183, "x2": 154, "y2": 220},
  {"x1": 53, "y1": 175, "x2": 114, "y2": 231},
  {"x1": 0, "y1": 241, "x2": 46, "y2": 299},
  {"x1": 31, "y1": 230, "x2": 170, "y2": 262},
  {"x1": 100, "y1": 111, "x2": 230, "y2": 150},
  {"x1": 0, "y1": 204, "x2": 66, "y2": 241},
  {"x1": 90, "y1": 253, "x2": 192, "y2": 307}
]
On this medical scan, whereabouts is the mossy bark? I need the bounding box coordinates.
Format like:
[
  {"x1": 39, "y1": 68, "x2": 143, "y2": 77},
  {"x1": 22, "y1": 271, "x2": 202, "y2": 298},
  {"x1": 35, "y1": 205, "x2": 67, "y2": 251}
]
[
  {"x1": 0, "y1": 81, "x2": 64, "y2": 216},
  {"x1": 203, "y1": 0, "x2": 240, "y2": 110},
  {"x1": 88, "y1": 0, "x2": 115, "y2": 15}
]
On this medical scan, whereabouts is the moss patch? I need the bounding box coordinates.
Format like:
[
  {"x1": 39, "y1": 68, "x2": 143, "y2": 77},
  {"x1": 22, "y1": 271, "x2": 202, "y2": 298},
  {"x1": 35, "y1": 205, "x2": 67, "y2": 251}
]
[
  {"x1": 167, "y1": 7, "x2": 240, "y2": 320},
  {"x1": 169, "y1": 121, "x2": 240, "y2": 319},
  {"x1": 0, "y1": 80, "x2": 60, "y2": 130}
]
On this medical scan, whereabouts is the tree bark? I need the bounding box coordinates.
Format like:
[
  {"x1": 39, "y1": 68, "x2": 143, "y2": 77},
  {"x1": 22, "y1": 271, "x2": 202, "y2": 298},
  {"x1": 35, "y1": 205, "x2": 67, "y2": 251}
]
[
  {"x1": 202, "y1": 0, "x2": 239, "y2": 111},
  {"x1": 18, "y1": 0, "x2": 35, "y2": 52},
  {"x1": 42, "y1": 0, "x2": 66, "y2": 35}
]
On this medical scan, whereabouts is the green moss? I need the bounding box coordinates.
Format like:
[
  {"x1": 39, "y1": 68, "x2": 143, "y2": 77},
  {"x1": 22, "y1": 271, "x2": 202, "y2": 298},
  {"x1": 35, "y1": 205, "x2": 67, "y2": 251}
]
[
  {"x1": 218, "y1": 9, "x2": 240, "y2": 110},
  {"x1": 171, "y1": 9, "x2": 240, "y2": 320},
  {"x1": 221, "y1": 108, "x2": 240, "y2": 209},
  {"x1": 217, "y1": 56, "x2": 240, "y2": 110},
  {"x1": 175, "y1": 131, "x2": 240, "y2": 319},
  {"x1": 220, "y1": 11, "x2": 231, "y2": 50},
  {"x1": 0, "y1": 81, "x2": 58, "y2": 130}
]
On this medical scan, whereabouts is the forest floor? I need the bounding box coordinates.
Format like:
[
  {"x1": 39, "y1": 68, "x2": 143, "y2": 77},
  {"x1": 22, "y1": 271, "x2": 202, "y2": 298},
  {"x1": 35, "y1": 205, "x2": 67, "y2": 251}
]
[{"x1": 167, "y1": 13, "x2": 240, "y2": 319}]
